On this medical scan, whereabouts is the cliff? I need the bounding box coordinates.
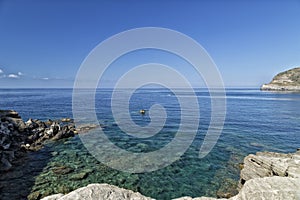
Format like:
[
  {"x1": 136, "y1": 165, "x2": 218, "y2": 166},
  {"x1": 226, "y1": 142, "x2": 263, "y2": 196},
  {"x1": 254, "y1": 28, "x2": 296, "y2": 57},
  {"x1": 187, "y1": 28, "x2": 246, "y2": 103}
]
[
  {"x1": 41, "y1": 149, "x2": 300, "y2": 200},
  {"x1": 261, "y1": 67, "x2": 300, "y2": 91}
]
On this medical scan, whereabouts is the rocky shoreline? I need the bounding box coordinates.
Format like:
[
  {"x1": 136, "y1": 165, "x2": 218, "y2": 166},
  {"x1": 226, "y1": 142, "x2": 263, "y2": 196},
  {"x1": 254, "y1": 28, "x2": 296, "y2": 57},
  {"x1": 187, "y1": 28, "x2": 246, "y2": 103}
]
[
  {"x1": 0, "y1": 110, "x2": 97, "y2": 172},
  {"x1": 261, "y1": 84, "x2": 300, "y2": 91},
  {"x1": 1, "y1": 110, "x2": 300, "y2": 200}
]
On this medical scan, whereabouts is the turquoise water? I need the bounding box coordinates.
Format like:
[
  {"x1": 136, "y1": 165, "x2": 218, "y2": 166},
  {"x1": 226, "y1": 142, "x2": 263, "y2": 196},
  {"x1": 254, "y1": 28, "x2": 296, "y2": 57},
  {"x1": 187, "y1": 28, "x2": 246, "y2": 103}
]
[{"x1": 0, "y1": 88, "x2": 300, "y2": 199}]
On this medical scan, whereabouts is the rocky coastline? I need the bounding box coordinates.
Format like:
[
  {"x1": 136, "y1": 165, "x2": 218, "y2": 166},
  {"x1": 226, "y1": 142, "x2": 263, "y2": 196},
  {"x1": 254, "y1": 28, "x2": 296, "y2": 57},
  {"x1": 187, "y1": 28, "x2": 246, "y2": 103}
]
[
  {"x1": 1, "y1": 110, "x2": 299, "y2": 200},
  {"x1": 41, "y1": 149, "x2": 300, "y2": 200},
  {"x1": 261, "y1": 67, "x2": 300, "y2": 91},
  {"x1": 0, "y1": 110, "x2": 97, "y2": 172},
  {"x1": 42, "y1": 149, "x2": 300, "y2": 200},
  {"x1": 261, "y1": 84, "x2": 300, "y2": 91}
]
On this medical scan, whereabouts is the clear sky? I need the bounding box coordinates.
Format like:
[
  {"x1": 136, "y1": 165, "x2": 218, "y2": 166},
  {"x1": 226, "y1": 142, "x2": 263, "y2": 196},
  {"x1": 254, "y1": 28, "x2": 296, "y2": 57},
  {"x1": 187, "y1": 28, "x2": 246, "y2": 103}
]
[{"x1": 0, "y1": 0, "x2": 299, "y2": 88}]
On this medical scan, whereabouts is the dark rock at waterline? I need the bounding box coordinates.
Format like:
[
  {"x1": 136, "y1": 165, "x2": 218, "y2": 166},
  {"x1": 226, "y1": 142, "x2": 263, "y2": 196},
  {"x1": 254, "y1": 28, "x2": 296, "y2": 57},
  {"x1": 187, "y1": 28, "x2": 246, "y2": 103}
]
[
  {"x1": 22, "y1": 119, "x2": 77, "y2": 151},
  {"x1": 0, "y1": 110, "x2": 28, "y2": 171},
  {"x1": 0, "y1": 110, "x2": 97, "y2": 171},
  {"x1": 52, "y1": 125, "x2": 75, "y2": 141}
]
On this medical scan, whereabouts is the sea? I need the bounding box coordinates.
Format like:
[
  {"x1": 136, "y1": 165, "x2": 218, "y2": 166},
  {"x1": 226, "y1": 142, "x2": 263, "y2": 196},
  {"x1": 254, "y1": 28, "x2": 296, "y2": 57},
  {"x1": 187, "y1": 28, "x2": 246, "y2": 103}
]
[{"x1": 0, "y1": 88, "x2": 300, "y2": 199}]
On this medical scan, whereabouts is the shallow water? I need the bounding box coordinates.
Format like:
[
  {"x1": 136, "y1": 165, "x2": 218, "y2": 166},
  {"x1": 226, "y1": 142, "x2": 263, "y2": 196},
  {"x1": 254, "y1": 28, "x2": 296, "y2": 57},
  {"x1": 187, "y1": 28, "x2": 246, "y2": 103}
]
[{"x1": 0, "y1": 88, "x2": 299, "y2": 199}]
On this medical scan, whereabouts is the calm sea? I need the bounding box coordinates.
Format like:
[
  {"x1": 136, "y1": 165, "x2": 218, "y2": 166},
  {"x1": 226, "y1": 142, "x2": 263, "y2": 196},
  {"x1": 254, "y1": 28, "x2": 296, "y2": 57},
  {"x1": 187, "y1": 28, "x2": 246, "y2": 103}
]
[{"x1": 0, "y1": 88, "x2": 299, "y2": 199}]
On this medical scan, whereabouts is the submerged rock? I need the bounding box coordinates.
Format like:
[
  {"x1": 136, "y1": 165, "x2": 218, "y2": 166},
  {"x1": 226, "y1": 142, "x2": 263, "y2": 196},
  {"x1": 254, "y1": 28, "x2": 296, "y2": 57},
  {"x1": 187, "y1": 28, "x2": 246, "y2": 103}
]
[
  {"x1": 69, "y1": 172, "x2": 89, "y2": 181},
  {"x1": 2, "y1": 109, "x2": 300, "y2": 200},
  {"x1": 52, "y1": 166, "x2": 74, "y2": 175},
  {"x1": 42, "y1": 149, "x2": 300, "y2": 200}
]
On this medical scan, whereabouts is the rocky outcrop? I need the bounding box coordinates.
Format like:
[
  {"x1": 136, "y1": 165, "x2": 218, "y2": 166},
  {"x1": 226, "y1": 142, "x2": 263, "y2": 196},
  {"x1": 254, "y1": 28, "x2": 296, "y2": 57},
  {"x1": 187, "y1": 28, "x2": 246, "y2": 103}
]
[
  {"x1": 0, "y1": 110, "x2": 27, "y2": 171},
  {"x1": 41, "y1": 149, "x2": 300, "y2": 200},
  {"x1": 233, "y1": 177, "x2": 300, "y2": 200},
  {"x1": 238, "y1": 149, "x2": 300, "y2": 189},
  {"x1": 261, "y1": 67, "x2": 300, "y2": 91},
  {"x1": 23, "y1": 118, "x2": 77, "y2": 151},
  {"x1": 0, "y1": 110, "x2": 98, "y2": 171}
]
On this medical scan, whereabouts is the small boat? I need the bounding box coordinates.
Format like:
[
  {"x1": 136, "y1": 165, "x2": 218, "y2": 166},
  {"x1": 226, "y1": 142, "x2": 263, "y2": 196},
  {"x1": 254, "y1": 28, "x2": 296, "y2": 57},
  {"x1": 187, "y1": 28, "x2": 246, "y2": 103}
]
[{"x1": 139, "y1": 109, "x2": 146, "y2": 115}]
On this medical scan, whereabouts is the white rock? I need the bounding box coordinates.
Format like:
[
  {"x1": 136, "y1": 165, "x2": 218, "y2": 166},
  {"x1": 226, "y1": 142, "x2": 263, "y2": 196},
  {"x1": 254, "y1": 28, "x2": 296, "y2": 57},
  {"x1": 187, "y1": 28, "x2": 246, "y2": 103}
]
[
  {"x1": 46, "y1": 129, "x2": 53, "y2": 135},
  {"x1": 25, "y1": 119, "x2": 33, "y2": 125},
  {"x1": 233, "y1": 177, "x2": 300, "y2": 200},
  {"x1": 42, "y1": 184, "x2": 153, "y2": 200},
  {"x1": 41, "y1": 194, "x2": 64, "y2": 200}
]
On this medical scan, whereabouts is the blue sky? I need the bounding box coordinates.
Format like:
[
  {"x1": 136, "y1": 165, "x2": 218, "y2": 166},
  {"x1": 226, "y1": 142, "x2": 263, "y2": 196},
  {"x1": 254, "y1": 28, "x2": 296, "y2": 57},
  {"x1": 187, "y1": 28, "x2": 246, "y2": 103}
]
[{"x1": 0, "y1": 0, "x2": 299, "y2": 88}]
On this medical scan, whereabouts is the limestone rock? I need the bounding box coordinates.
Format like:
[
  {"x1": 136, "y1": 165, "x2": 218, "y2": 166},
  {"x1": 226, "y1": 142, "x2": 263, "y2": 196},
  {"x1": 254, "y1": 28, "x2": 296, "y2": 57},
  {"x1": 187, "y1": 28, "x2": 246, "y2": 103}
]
[
  {"x1": 61, "y1": 118, "x2": 73, "y2": 123},
  {"x1": 238, "y1": 149, "x2": 300, "y2": 189},
  {"x1": 261, "y1": 67, "x2": 300, "y2": 91},
  {"x1": 40, "y1": 194, "x2": 64, "y2": 200},
  {"x1": 41, "y1": 183, "x2": 153, "y2": 200},
  {"x1": 233, "y1": 177, "x2": 300, "y2": 200},
  {"x1": 174, "y1": 197, "x2": 226, "y2": 200}
]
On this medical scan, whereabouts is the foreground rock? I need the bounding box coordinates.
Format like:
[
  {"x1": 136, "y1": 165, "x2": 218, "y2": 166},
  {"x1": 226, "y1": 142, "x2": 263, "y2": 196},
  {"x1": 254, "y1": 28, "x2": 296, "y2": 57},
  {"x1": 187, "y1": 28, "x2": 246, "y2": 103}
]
[
  {"x1": 238, "y1": 148, "x2": 300, "y2": 188},
  {"x1": 41, "y1": 184, "x2": 153, "y2": 200},
  {"x1": 233, "y1": 149, "x2": 300, "y2": 200},
  {"x1": 232, "y1": 177, "x2": 300, "y2": 200},
  {"x1": 42, "y1": 149, "x2": 300, "y2": 200},
  {"x1": 261, "y1": 67, "x2": 300, "y2": 91},
  {"x1": 41, "y1": 177, "x2": 300, "y2": 200}
]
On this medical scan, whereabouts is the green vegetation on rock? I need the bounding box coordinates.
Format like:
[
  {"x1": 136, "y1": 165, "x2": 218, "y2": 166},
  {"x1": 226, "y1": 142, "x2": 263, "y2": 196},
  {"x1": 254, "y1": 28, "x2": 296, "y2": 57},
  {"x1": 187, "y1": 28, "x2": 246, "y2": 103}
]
[{"x1": 261, "y1": 67, "x2": 300, "y2": 91}]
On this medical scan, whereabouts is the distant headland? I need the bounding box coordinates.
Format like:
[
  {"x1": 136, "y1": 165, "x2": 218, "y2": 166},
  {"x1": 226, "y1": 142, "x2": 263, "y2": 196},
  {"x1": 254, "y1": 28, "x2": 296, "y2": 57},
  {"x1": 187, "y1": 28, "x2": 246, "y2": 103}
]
[{"x1": 261, "y1": 67, "x2": 300, "y2": 91}]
